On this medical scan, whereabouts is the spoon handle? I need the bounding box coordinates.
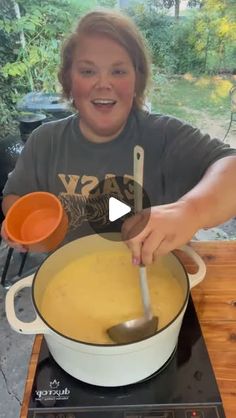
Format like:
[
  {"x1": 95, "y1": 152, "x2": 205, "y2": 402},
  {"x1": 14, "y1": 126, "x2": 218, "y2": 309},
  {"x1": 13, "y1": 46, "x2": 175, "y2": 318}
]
[
  {"x1": 139, "y1": 265, "x2": 153, "y2": 320},
  {"x1": 133, "y1": 145, "x2": 144, "y2": 213},
  {"x1": 134, "y1": 146, "x2": 153, "y2": 320}
]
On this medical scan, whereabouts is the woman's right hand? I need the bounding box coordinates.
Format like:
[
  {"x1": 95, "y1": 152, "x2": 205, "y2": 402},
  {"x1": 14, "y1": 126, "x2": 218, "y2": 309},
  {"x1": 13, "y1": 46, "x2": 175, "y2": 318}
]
[{"x1": 1, "y1": 220, "x2": 27, "y2": 252}]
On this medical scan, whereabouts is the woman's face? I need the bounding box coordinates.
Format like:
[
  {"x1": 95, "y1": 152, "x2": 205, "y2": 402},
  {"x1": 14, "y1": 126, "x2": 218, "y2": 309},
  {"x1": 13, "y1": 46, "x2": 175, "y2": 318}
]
[{"x1": 70, "y1": 35, "x2": 136, "y2": 143}]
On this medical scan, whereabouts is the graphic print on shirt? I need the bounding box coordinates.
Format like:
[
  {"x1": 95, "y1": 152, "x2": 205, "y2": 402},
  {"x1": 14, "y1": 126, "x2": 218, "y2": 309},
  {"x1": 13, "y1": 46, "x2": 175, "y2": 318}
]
[{"x1": 57, "y1": 173, "x2": 135, "y2": 231}]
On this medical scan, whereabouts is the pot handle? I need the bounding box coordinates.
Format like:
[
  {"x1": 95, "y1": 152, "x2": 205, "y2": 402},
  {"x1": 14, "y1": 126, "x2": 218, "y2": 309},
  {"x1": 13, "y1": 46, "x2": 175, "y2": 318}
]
[
  {"x1": 5, "y1": 274, "x2": 48, "y2": 335},
  {"x1": 180, "y1": 245, "x2": 206, "y2": 289}
]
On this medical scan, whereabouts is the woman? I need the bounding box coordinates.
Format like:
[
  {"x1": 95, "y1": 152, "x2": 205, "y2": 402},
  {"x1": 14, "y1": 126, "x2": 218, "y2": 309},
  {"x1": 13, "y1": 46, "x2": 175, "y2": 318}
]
[{"x1": 2, "y1": 9, "x2": 236, "y2": 265}]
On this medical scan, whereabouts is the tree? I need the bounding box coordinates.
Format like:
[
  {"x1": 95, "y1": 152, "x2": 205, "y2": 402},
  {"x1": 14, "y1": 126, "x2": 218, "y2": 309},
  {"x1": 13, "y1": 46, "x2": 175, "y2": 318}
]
[
  {"x1": 148, "y1": 0, "x2": 202, "y2": 19},
  {"x1": 163, "y1": 0, "x2": 180, "y2": 19},
  {"x1": 195, "y1": 0, "x2": 236, "y2": 72}
]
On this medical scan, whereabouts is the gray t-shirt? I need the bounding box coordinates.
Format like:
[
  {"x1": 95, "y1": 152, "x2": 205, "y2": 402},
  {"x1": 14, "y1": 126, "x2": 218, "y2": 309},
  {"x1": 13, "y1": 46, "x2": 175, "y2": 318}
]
[{"x1": 3, "y1": 109, "x2": 236, "y2": 242}]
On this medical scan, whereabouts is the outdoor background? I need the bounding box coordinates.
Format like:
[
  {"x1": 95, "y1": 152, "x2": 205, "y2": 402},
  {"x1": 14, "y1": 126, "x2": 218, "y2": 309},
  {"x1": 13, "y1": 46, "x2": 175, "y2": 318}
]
[
  {"x1": 0, "y1": 0, "x2": 236, "y2": 142},
  {"x1": 0, "y1": 4, "x2": 235, "y2": 416}
]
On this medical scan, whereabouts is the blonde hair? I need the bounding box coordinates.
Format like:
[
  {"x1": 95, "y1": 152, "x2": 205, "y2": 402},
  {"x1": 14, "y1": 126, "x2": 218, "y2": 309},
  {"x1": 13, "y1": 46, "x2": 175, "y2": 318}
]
[{"x1": 58, "y1": 9, "x2": 152, "y2": 110}]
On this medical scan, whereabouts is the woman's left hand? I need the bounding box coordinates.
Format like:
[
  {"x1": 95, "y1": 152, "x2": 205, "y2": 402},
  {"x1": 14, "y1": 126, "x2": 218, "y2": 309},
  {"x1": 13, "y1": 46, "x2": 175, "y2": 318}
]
[{"x1": 121, "y1": 199, "x2": 201, "y2": 265}]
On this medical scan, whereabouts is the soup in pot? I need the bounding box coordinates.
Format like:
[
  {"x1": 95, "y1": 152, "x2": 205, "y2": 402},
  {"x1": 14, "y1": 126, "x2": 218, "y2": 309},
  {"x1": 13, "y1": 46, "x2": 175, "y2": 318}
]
[{"x1": 40, "y1": 250, "x2": 185, "y2": 344}]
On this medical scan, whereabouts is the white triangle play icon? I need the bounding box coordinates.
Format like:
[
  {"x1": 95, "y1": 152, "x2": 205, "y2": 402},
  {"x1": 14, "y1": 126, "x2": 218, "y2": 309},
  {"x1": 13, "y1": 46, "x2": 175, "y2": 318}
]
[{"x1": 109, "y1": 197, "x2": 131, "y2": 222}]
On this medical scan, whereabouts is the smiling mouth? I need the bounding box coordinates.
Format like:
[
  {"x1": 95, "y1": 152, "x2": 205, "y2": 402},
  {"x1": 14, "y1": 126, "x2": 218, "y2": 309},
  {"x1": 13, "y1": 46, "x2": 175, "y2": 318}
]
[{"x1": 91, "y1": 99, "x2": 117, "y2": 108}]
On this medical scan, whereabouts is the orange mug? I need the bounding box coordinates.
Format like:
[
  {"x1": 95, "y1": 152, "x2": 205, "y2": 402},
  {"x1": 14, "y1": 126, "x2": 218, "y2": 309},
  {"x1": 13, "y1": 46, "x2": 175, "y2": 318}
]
[{"x1": 5, "y1": 192, "x2": 68, "y2": 252}]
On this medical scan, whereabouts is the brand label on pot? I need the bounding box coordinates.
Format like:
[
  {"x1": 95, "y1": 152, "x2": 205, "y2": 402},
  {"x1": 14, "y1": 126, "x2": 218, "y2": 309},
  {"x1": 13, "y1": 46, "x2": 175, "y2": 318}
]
[{"x1": 35, "y1": 379, "x2": 71, "y2": 401}]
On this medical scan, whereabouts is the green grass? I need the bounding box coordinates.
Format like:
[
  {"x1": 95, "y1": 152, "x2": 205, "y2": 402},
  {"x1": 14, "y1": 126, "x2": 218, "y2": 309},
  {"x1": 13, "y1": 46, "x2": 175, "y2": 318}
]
[{"x1": 151, "y1": 74, "x2": 234, "y2": 127}]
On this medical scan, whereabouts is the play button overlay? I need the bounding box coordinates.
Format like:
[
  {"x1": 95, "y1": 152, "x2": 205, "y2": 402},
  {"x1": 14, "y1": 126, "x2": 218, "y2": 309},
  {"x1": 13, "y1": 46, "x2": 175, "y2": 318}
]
[
  {"x1": 109, "y1": 197, "x2": 131, "y2": 222},
  {"x1": 86, "y1": 176, "x2": 151, "y2": 242}
]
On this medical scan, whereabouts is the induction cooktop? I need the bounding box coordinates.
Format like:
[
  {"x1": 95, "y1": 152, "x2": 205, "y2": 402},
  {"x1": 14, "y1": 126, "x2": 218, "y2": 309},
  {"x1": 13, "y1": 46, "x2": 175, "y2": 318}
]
[{"x1": 27, "y1": 297, "x2": 226, "y2": 418}]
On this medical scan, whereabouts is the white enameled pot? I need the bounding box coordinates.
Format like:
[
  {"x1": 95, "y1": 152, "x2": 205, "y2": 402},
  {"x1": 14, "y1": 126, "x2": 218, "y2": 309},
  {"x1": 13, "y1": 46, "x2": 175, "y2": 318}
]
[{"x1": 5, "y1": 233, "x2": 206, "y2": 387}]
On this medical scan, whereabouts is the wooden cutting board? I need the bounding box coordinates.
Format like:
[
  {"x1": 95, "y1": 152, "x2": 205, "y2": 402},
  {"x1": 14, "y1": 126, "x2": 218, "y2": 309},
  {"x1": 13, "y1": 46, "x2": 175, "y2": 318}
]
[{"x1": 20, "y1": 241, "x2": 236, "y2": 418}]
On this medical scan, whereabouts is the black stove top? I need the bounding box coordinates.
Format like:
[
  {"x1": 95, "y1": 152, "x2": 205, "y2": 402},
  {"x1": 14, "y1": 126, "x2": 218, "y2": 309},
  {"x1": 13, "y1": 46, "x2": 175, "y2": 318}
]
[{"x1": 27, "y1": 297, "x2": 226, "y2": 418}]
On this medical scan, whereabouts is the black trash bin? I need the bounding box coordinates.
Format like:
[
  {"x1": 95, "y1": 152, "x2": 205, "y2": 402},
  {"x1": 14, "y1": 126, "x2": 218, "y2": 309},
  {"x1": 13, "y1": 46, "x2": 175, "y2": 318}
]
[
  {"x1": 16, "y1": 91, "x2": 73, "y2": 120},
  {"x1": 0, "y1": 134, "x2": 24, "y2": 196},
  {"x1": 16, "y1": 91, "x2": 73, "y2": 142},
  {"x1": 18, "y1": 112, "x2": 47, "y2": 143}
]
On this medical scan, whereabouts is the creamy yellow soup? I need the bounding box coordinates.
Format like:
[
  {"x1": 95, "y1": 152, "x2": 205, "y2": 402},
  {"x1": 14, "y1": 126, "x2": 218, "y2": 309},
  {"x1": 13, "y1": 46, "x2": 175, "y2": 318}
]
[{"x1": 40, "y1": 250, "x2": 185, "y2": 344}]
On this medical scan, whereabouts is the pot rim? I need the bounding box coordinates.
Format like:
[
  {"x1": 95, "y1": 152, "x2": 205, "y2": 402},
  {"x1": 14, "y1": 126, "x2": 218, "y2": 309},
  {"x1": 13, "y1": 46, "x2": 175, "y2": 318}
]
[{"x1": 32, "y1": 240, "x2": 190, "y2": 347}]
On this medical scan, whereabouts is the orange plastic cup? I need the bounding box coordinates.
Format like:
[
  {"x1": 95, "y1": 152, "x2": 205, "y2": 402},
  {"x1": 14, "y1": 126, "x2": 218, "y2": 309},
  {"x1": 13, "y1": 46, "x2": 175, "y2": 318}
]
[{"x1": 5, "y1": 192, "x2": 68, "y2": 252}]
